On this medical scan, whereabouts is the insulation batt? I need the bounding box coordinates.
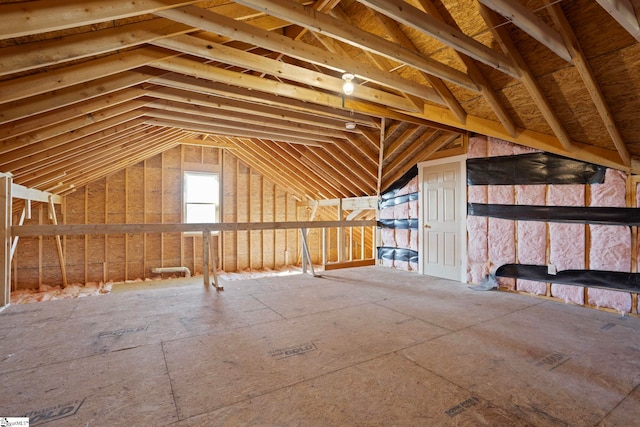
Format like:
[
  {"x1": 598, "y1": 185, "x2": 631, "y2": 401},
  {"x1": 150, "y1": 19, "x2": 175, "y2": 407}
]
[
  {"x1": 394, "y1": 202, "x2": 410, "y2": 219},
  {"x1": 380, "y1": 206, "x2": 394, "y2": 220},
  {"x1": 381, "y1": 228, "x2": 396, "y2": 248},
  {"x1": 588, "y1": 169, "x2": 631, "y2": 312},
  {"x1": 488, "y1": 183, "x2": 515, "y2": 289},
  {"x1": 395, "y1": 176, "x2": 418, "y2": 197},
  {"x1": 467, "y1": 216, "x2": 488, "y2": 283},
  {"x1": 408, "y1": 199, "x2": 418, "y2": 219},
  {"x1": 488, "y1": 137, "x2": 515, "y2": 156},
  {"x1": 467, "y1": 136, "x2": 487, "y2": 158},
  {"x1": 409, "y1": 229, "x2": 418, "y2": 252},
  {"x1": 548, "y1": 184, "x2": 585, "y2": 304},
  {"x1": 395, "y1": 228, "x2": 410, "y2": 250},
  {"x1": 516, "y1": 185, "x2": 547, "y2": 295}
]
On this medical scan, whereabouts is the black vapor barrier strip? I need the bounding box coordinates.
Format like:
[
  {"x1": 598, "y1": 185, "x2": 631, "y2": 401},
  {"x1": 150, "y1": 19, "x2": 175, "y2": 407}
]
[
  {"x1": 381, "y1": 165, "x2": 418, "y2": 201},
  {"x1": 377, "y1": 219, "x2": 419, "y2": 230},
  {"x1": 467, "y1": 152, "x2": 606, "y2": 185},
  {"x1": 378, "y1": 192, "x2": 419, "y2": 210},
  {"x1": 377, "y1": 247, "x2": 419, "y2": 264},
  {"x1": 468, "y1": 203, "x2": 640, "y2": 226},
  {"x1": 496, "y1": 264, "x2": 640, "y2": 293}
]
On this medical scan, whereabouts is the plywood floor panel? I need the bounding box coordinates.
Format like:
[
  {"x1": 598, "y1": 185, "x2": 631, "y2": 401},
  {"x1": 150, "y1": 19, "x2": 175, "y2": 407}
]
[{"x1": 1, "y1": 266, "x2": 639, "y2": 426}]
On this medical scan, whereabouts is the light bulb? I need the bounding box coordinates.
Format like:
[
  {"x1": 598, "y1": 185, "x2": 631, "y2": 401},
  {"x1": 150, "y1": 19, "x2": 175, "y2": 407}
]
[{"x1": 342, "y1": 73, "x2": 355, "y2": 95}]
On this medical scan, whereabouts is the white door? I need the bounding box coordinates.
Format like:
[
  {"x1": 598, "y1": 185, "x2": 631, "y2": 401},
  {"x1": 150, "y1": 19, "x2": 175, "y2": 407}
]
[{"x1": 421, "y1": 161, "x2": 463, "y2": 281}]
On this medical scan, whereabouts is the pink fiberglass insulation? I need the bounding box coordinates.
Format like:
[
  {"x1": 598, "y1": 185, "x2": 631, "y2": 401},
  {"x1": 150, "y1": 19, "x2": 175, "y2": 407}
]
[
  {"x1": 591, "y1": 169, "x2": 626, "y2": 208},
  {"x1": 516, "y1": 184, "x2": 547, "y2": 294},
  {"x1": 488, "y1": 183, "x2": 515, "y2": 289},
  {"x1": 408, "y1": 199, "x2": 418, "y2": 219},
  {"x1": 513, "y1": 144, "x2": 540, "y2": 155},
  {"x1": 394, "y1": 201, "x2": 410, "y2": 219},
  {"x1": 587, "y1": 169, "x2": 631, "y2": 311},
  {"x1": 548, "y1": 184, "x2": 585, "y2": 304},
  {"x1": 468, "y1": 185, "x2": 487, "y2": 204},
  {"x1": 395, "y1": 228, "x2": 410, "y2": 249},
  {"x1": 488, "y1": 137, "x2": 516, "y2": 156},
  {"x1": 395, "y1": 176, "x2": 418, "y2": 197},
  {"x1": 395, "y1": 260, "x2": 410, "y2": 271},
  {"x1": 380, "y1": 206, "x2": 394, "y2": 220},
  {"x1": 410, "y1": 229, "x2": 418, "y2": 251},
  {"x1": 467, "y1": 135, "x2": 487, "y2": 158},
  {"x1": 382, "y1": 257, "x2": 394, "y2": 268},
  {"x1": 381, "y1": 228, "x2": 396, "y2": 247},
  {"x1": 467, "y1": 216, "x2": 488, "y2": 283}
]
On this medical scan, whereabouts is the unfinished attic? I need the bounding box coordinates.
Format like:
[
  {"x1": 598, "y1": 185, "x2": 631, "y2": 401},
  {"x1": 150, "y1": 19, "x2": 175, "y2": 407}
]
[{"x1": 1, "y1": 0, "x2": 640, "y2": 425}]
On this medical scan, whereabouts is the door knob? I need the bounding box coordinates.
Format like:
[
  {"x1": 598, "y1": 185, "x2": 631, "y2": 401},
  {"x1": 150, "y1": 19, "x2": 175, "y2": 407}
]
[{"x1": 424, "y1": 224, "x2": 431, "y2": 229}]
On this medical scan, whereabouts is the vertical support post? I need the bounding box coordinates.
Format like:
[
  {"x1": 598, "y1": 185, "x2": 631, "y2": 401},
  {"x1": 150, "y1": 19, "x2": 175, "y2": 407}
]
[
  {"x1": 337, "y1": 199, "x2": 344, "y2": 262},
  {"x1": 322, "y1": 227, "x2": 327, "y2": 269},
  {"x1": 1, "y1": 174, "x2": 12, "y2": 308},
  {"x1": 203, "y1": 230, "x2": 210, "y2": 286},
  {"x1": 49, "y1": 196, "x2": 68, "y2": 287},
  {"x1": 300, "y1": 228, "x2": 317, "y2": 277},
  {"x1": 209, "y1": 232, "x2": 223, "y2": 291}
]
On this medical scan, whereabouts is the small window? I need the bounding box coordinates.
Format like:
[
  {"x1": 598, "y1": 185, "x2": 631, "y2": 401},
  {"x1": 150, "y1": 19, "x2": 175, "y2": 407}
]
[{"x1": 184, "y1": 172, "x2": 219, "y2": 224}]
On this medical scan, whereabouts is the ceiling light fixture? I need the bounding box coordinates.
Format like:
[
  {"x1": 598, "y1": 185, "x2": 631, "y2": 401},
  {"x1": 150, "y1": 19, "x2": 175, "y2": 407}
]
[
  {"x1": 342, "y1": 72, "x2": 355, "y2": 95},
  {"x1": 345, "y1": 122, "x2": 357, "y2": 130}
]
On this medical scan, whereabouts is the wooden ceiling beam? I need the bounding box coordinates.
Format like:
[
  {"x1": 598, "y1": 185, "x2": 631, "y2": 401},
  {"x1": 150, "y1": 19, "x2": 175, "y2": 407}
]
[
  {"x1": 1, "y1": 100, "x2": 149, "y2": 151},
  {"x1": 149, "y1": 86, "x2": 363, "y2": 132},
  {"x1": 545, "y1": 1, "x2": 631, "y2": 167},
  {"x1": 0, "y1": 47, "x2": 176, "y2": 104},
  {"x1": 0, "y1": 70, "x2": 157, "y2": 125},
  {"x1": 595, "y1": 0, "x2": 640, "y2": 41},
  {"x1": 329, "y1": 137, "x2": 379, "y2": 180},
  {"x1": 422, "y1": 104, "x2": 633, "y2": 172},
  {"x1": 0, "y1": 0, "x2": 201, "y2": 40},
  {"x1": 477, "y1": 0, "x2": 573, "y2": 63},
  {"x1": 384, "y1": 130, "x2": 443, "y2": 174},
  {"x1": 233, "y1": 0, "x2": 479, "y2": 91},
  {"x1": 298, "y1": 152, "x2": 357, "y2": 198},
  {"x1": 146, "y1": 99, "x2": 348, "y2": 139},
  {"x1": 229, "y1": 138, "x2": 325, "y2": 198},
  {"x1": 0, "y1": 88, "x2": 148, "y2": 141},
  {"x1": 142, "y1": 108, "x2": 337, "y2": 144},
  {"x1": 22, "y1": 128, "x2": 183, "y2": 191},
  {"x1": 51, "y1": 136, "x2": 183, "y2": 195},
  {"x1": 155, "y1": 6, "x2": 444, "y2": 105},
  {"x1": 382, "y1": 133, "x2": 457, "y2": 190},
  {"x1": 150, "y1": 74, "x2": 378, "y2": 126},
  {"x1": 477, "y1": 4, "x2": 574, "y2": 152},
  {"x1": 358, "y1": 0, "x2": 519, "y2": 77},
  {"x1": 0, "y1": 109, "x2": 147, "y2": 159},
  {"x1": 322, "y1": 142, "x2": 378, "y2": 186},
  {"x1": 12, "y1": 125, "x2": 166, "y2": 179},
  {"x1": 307, "y1": 147, "x2": 374, "y2": 195},
  {"x1": 245, "y1": 138, "x2": 340, "y2": 198},
  {"x1": 151, "y1": 34, "x2": 421, "y2": 112}
]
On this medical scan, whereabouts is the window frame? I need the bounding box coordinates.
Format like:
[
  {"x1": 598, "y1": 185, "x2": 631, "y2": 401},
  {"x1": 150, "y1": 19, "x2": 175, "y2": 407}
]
[{"x1": 183, "y1": 171, "x2": 220, "y2": 234}]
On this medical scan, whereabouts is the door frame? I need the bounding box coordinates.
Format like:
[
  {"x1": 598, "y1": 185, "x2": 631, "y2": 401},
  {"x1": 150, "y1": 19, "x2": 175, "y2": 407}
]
[{"x1": 417, "y1": 154, "x2": 467, "y2": 283}]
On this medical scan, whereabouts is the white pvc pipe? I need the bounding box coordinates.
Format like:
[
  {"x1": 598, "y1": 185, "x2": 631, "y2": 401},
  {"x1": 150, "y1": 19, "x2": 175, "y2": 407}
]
[{"x1": 151, "y1": 267, "x2": 191, "y2": 277}]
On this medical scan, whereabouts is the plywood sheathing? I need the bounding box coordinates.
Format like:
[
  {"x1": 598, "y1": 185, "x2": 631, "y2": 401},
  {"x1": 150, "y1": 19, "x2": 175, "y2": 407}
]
[{"x1": 1, "y1": 267, "x2": 640, "y2": 425}]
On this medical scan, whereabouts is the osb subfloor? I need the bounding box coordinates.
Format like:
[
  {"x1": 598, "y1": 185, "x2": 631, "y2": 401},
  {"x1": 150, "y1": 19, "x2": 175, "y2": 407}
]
[{"x1": 1, "y1": 267, "x2": 639, "y2": 426}]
